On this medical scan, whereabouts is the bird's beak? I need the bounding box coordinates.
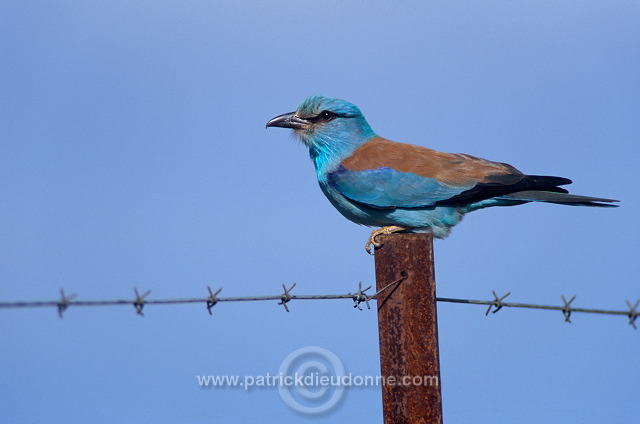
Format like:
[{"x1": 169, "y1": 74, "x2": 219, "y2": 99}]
[{"x1": 266, "y1": 112, "x2": 310, "y2": 130}]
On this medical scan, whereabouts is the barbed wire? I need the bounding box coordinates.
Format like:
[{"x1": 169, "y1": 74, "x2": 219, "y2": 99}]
[{"x1": 0, "y1": 280, "x2": 637, "y2": 328}]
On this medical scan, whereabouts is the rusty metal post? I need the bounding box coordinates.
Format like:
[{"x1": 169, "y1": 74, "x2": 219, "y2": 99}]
[{"x1": 374, "y1": 232, "x2": 443, "y2": 424}]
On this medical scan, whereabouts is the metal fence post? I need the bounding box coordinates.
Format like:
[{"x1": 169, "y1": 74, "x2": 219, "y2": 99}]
[{"x1": 375, "y1": 232, "x2": 443, "y2": 423}]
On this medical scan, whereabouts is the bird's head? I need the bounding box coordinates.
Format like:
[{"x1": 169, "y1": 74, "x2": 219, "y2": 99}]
[{"x1": 266, "y1": 96, "x2": 376, "y2": 170}]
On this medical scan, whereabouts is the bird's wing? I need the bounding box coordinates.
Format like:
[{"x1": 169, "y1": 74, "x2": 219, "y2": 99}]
[
  {"x1": 327, "y1": 165, "x2": 473, "y2": 208},
  {"x1": 326, "y1": 137, "x2": 570, "y2": 209}
]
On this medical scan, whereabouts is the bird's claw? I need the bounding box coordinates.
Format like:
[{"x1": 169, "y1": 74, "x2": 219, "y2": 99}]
[
  {"x1": 365, "y1": 226, "x2": 410, "y2": 255},
  {"x1": 365, "y1": 232, "x2": 384, "y2": 255}
]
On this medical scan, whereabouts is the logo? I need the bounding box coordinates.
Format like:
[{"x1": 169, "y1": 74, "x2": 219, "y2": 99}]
[{"x1": 278, "y1": 346, "x2": 347, "y2": 415}]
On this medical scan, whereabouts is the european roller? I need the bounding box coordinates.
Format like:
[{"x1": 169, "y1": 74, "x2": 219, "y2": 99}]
[{"x1": 267, "y1": 96, "x2": 619, "y2": 254}]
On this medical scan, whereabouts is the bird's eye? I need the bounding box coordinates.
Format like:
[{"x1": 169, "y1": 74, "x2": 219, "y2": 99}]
[{"x1": 320, "y1": 111, "x2": 336, "y2": 121}]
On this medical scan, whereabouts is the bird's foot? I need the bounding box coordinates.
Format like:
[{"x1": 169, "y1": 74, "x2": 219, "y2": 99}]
[{"x1": 365, "y1": 226, "x2": 410, "y2": 255}]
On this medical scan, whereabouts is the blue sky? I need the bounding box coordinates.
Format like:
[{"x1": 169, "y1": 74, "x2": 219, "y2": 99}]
[{"x1": 1, "y1": 1, "x2": 638, "y2": 422}]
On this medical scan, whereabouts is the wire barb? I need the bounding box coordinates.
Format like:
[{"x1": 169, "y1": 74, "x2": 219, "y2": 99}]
[
  {"x1": 278, "y1": 283, "x2": 296, "y2": 312},
  {"x1": 561, "y1": 295, "x2": 576, "y2": 323},
  {"x1": 133, "y1": 288, "x2": 151, "y2": 316},
  {"x1": 351, "y1": 282, "x2": 373, "y2": 310},
  {"x1": 626, "y1": 299, "x2": 639, "y2": 329},
  {"x1": 485, "y1": 291, "x2": 511, "y2": 316},
  {"x1": 206, "y1": 287, "x2": 223, "y2": 315},
  {"x1": 57, "y1": 289, "x2": 77, "y2": 319}
]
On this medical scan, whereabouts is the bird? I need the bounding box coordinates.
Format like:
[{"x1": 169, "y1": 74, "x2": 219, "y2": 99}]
[{"x1": 266, "y1": 95, "x2": 619, "y2": 254}]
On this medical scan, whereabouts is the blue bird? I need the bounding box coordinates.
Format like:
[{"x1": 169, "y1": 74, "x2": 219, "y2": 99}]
[{"x1": 266, "y1": 96, "x2": 619, "y2": 254}]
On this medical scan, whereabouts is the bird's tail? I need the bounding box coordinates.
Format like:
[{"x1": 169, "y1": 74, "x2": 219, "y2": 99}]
[{"x1": 499, "y1": 191, "x2": 619, "y2": 207}]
